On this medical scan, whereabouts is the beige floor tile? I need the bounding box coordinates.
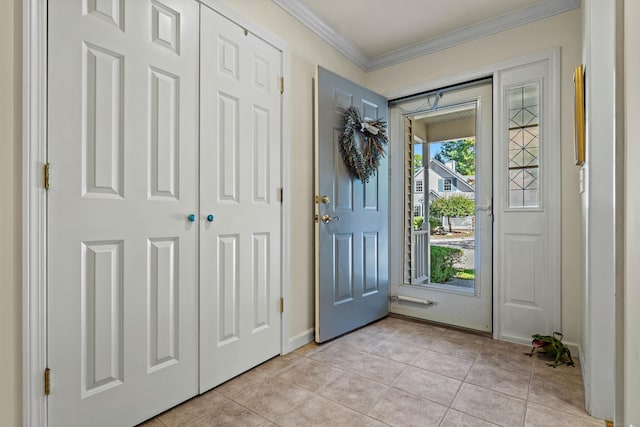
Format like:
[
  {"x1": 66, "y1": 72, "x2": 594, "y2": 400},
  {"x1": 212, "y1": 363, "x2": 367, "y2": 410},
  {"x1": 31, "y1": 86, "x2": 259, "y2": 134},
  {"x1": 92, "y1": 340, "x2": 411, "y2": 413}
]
[
  {"x1": 451, "y1": 383, "x2": 526, "y2": 427},
  {"x1": 440, "y1": 409, "x2": 500, "y2": 426},
  {"x1": 484, "y1": 338, "x2": 532, "y2": 354},
  {"x1": 371, "y1": 338, "x2": 425, "y2": 364},
  {"x1": 310, "y1": 341, "x2": 369, "y2": 370},
  {"x1": 136, "y1": 418, "x2": 166, "y2": 427},
  {"x1": 528, "y1": 377, "x2": 588, "y2": 417},
  {"x1": 368, "y1": 387, "x2": 447, "y2": 427},
  {"x1": 277, "y1": 358, "x2": 344, "y2": 392},
  {"x1": 294, "y1": 341, "x2": 333, "y2": 357},
  {"x1": 429, "y1": 337, "x2": 484, "y2": 361},
  {"x1": 233, "y1": 378, "x2": 313, "y2": 421},
  {"x1": 254, "y1": 352, "x2": 305, "y2": 377},
  {"x1": 413, "y1": 349, "x2": 473, "y2": 380},
  {"x1": 386, "y1": 329, "x2": 438, "y2": 348},
  {"x1": 214, "y1": 368, "x2": 272, "y2": 400},
  {"x1": 157, "y1": 391, "x2": 226, "y2": 426},
  {"x1": 476, "y1": 348, "x2": 535, "y2": 375},
  {"x1": 318, "y1": 372, "x2": 389, "y2": 414},
  {"x1": 147, "y1": 318, "x2": 600, "y2": 427},
  {"x1": 355, "y1": 416, "x2": 390, "y2": 427},
  {"x1": 360, "y1": 318, "x2": 401, "y2": 339},
  {"x1": 465, "y1": 362, "x2": 531, "y2": 399},
  {"x1": 393, "y1": 366, "x2": 461, "y2": 406},
  {"x1": 182, "y1": 397, "x2": 273, "y2": 427},
  {"x1": 337, "y1": 328, "x2": 386, "y2": 352},
  {"x1": 347, "y1": 351, "x2": 408, "y2": 384},
  {"x1": 525, "y1": 402, "x2": 606, "y2": 426},
  {"x1": 532, "y1": 356, "x2": 582, "y2": 387},
  {"x1": 442, "y1": 330, "x2": 489, "y2": 346},
  {"x1": 276, "y1": 394, "x2": 363, "y2": 427}
]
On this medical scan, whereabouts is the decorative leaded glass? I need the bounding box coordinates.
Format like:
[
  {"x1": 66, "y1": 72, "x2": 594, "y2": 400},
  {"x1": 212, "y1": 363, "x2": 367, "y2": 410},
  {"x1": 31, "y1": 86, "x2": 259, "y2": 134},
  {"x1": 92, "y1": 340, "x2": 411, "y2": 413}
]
[{"x1": 507, "y1": 84, "x2": 540, "y2": 208}]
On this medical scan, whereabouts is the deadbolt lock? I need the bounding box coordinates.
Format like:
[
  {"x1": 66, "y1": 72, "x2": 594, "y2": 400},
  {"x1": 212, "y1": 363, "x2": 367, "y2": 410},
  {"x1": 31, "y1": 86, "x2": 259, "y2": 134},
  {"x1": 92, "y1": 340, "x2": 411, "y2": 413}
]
[{"x1": 321, "y1": 196, "x2": 330, "y2": 204}]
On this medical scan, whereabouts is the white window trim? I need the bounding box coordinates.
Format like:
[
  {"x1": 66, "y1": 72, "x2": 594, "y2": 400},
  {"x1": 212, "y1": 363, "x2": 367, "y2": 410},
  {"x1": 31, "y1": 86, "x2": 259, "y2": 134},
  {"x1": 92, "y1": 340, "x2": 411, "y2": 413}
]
[
  {"x1": 443, "y1": 177, "x2": 452, "y2": 191},
  {"x1": 415, "y1": 179, "x2": 423, "y2": 193}
]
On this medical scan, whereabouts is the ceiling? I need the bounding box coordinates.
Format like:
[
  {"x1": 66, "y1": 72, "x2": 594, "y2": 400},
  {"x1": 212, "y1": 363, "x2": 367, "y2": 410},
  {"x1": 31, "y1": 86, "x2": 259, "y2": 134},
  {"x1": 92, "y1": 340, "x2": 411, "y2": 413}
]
[{"x1": 272, "y1": 0, "x2": 579, "y2": 71}]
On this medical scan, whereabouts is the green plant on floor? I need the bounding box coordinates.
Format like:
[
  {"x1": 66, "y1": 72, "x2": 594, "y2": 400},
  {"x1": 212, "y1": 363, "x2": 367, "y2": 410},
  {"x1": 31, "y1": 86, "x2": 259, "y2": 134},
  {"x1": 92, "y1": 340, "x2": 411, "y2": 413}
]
[
  {"x1": 428, "y1": 216, "x2": 441, "y2": 231},
  {"x1": 430, "y1": 245, "x2": 463, "y2": 283}
]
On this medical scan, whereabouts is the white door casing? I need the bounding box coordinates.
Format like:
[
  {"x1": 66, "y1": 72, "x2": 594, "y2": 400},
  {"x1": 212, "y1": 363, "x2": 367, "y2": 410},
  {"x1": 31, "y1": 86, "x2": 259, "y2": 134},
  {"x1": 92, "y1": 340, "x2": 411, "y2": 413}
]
[
  {"x1": 389, "y1": 82, "x2": 493, "y2": 332},
  {"x1": 199, "y1": 5, "x2": 283, "y2": 391},
  {"x1": 48, "y1": 1, "x2": 199, "y2": 426}
]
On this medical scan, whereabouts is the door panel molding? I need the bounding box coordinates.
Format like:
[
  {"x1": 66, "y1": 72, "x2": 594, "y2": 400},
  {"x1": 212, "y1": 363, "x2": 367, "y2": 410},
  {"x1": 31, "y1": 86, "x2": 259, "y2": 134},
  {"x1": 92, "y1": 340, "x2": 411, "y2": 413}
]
[{"x1": 24, "y1": 1, "x2": 292, "y2": 425}]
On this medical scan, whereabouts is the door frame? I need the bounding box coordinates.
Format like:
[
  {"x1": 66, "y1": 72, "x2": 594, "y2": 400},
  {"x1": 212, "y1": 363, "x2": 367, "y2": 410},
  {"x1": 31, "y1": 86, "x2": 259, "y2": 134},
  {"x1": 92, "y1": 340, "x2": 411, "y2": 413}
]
[
  {"x1": 23, "y1": 1, "x2": 291, "y2": 425},
  {"x1": 387, "y1": 47, "x2": 560, "y2": 340}
]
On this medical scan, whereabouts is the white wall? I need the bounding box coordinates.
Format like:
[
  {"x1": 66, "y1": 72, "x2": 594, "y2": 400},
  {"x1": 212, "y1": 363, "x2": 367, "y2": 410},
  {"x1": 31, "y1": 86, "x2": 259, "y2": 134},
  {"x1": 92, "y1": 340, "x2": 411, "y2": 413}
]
[
  {"x1": 623, "y1": 2, "x2": 640, "y2": 424},
  {"x1": 0, "y1": 0, "x2": 22, "y2": 425},
  {"x1": 580, "y1": 0, "x2": 616, "y2": 419},
  {"x1": 367, "y1": 10, "x2": 583, "y2": 345}
]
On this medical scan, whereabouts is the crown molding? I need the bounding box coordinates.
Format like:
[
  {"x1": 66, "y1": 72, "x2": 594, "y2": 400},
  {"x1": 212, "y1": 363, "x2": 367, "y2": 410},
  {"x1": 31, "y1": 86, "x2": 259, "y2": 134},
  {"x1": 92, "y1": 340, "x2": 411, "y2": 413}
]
[
  {"x1": 271, "y1": 0, "x2": 369, "y2": 70},
  {"x1": 272, "y1": 0, "x2": 579, "y2": 72}
]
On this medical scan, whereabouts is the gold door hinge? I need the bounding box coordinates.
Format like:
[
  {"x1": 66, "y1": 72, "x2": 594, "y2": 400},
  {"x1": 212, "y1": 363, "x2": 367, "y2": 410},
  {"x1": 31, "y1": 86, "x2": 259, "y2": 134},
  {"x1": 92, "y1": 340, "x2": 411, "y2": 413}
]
[
  {"x1": 279, "y1": 297, "x2": 284, "y2": 313},
  {"x1": 43, "y1": 163, "x2": 50, "y2": 190},
  {"x1": 280, "y1": 77, "x2": 284, "y2": 94},
  {"x1": 44, "y1": 368, "x2": 50, "y2": 395}
]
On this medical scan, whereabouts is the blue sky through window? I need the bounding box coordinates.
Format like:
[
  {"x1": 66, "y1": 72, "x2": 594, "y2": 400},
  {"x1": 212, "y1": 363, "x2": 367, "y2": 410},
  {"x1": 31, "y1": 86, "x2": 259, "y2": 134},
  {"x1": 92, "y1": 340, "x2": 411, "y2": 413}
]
[{"x1": 415, "y1": 142, "x2": 443, "y2": 160}]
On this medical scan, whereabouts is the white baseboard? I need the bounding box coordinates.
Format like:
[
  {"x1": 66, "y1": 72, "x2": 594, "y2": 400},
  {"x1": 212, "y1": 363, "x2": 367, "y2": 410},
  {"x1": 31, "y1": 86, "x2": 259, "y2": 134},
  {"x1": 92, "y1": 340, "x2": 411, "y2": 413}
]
[{"x1": 286, "y1": 328, "x2": 314, "y2": 353}]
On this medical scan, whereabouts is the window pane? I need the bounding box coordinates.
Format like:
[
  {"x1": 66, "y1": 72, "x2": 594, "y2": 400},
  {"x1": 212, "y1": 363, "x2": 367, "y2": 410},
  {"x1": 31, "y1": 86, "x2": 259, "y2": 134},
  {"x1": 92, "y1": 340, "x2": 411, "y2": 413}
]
[{"x1": 507, "y1": 83, "x2": 540, "y2": 208}]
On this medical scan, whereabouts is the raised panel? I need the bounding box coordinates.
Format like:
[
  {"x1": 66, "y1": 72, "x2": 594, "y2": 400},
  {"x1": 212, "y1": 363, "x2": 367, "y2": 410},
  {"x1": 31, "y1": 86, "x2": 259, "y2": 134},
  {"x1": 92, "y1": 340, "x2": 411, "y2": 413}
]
[
  {"x1": 253, "y1": 55, "x2": 270, "y2": 93},
  {"x1": 147, "y1": 238, "x2": 179, "y2": 372},
  {"x1": 334, "y1": 233, "x2": 354, "y2": 305},
  {"x1": 151, "y1": 0, "x2": 180, "y2": 54},
  {"x1": 149, "y1": 67, "x2": 179, "y2": 200},
  {"x1": 334, "y1": 128, "x2": 353, "y2": 211},
  {"x1": 362, "y1": 232, "x2": 379, "y2": 295},
  {"x1": 252, "y1": 106, "x2": 270, "y2": 203},
  {"x1": 252, "y1": 233, "x2": 270, "y2": 332},
  {"x1": 219, "y1": 36, "x2": 239, "y2": 80},
  {"x1": 333, "y1": 88, "x2": 353, "y2": 113},
  {"x1": 363, "y1": 177, "x2": 378, "y2": 211},
  {"x1": 218, "y1": 93, "x2": 240, "y2": 202},
  {"x1": 218, "y1": 235, "x2": 239, "y2": 345},
  {"x1": 361, "y1": 100, "x2": 379, "y2": 121},
  {"x1": 83, "y1": 0, "x2": 124, "y2": 30},
  {"x1": 81, "y1": 240, "x2": 124, "y2": 397},
  {"x1": 82, "y1": 42, "x2": 124, "y2": 198},
  {"x1": 504, "y1": 234, "x2": 539, "y2": 306}
]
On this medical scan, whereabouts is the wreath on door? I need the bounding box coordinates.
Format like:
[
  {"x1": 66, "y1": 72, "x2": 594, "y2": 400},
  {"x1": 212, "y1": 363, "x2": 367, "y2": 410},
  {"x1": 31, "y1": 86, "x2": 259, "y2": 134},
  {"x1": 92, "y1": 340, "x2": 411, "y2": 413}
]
[{"x1": 339, "y1": 106, "x2": 388, "y2": 183}]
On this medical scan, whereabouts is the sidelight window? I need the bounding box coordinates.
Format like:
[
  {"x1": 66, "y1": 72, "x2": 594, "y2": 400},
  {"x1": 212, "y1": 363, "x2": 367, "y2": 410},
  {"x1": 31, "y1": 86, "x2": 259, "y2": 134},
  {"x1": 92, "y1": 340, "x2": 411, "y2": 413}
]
[{"x1": 507, "y1": 83, "x2": 540, "y2": 208}]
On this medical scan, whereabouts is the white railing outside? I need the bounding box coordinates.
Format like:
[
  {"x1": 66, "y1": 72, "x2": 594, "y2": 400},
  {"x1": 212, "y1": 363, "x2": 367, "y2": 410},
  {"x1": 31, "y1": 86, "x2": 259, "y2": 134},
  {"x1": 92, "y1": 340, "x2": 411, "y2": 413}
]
[{"x1": 413, "y1": 230, "x2": 430, "y2": 283}]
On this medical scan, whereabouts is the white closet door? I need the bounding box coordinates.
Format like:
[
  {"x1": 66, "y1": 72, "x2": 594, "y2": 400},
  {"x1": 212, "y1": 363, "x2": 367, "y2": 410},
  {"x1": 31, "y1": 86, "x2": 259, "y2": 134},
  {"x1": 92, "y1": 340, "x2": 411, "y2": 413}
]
[
  {"x1": 199, "y1": 5, "x2": 283, "y2": 392},
  {"x1": 48, "y1": 1, "x2": 199, "y2": 425}
]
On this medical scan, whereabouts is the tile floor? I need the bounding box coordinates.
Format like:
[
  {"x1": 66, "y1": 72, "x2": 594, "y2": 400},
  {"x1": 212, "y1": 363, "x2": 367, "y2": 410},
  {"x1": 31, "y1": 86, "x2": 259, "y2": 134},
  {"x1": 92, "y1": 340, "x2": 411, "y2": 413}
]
[{"x1": 141, "y1": 316, "x2": 606, "y2": 426}]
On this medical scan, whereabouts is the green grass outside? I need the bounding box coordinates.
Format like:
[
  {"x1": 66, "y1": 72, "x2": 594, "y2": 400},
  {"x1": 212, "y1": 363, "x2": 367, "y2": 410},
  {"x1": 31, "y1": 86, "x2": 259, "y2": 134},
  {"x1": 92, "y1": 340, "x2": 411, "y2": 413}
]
[{"x1": 454, "y1": 268, "x2": 475, "y2": 280}]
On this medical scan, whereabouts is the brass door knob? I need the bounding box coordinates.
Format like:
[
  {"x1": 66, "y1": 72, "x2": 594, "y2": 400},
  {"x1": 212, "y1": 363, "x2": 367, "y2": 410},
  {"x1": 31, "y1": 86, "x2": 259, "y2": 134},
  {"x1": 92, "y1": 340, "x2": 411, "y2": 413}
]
[{"x1": 321, "y1": 214, "x2": 340, "y2": 224}]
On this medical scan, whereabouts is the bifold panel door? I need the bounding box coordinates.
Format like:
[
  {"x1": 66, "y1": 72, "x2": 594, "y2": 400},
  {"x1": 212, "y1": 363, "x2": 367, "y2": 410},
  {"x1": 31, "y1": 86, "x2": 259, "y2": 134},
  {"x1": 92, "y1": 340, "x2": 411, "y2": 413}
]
[
  {"x1": 48, "y1": 1, "x2": 200, "y2": 425},
  {"x1": 48, "y1": 2, "x2": 283, "y2": 425}
]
